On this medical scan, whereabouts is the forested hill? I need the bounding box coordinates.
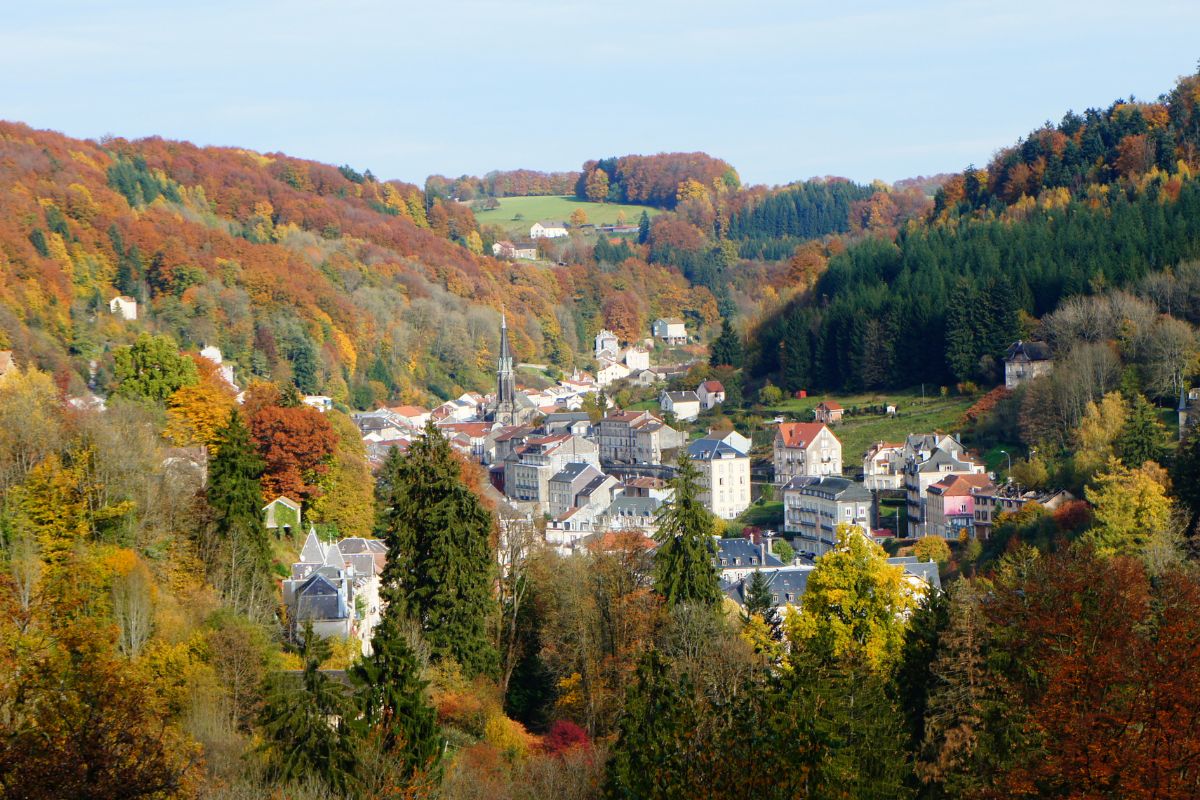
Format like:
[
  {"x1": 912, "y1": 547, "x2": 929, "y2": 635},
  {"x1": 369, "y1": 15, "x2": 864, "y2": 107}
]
[
  {"x1": 0, "y1": 123, "x2": 717, "y2": 405},
  {"x1": 750, "y1": 68, "x2": 1200, "y2": 394}
]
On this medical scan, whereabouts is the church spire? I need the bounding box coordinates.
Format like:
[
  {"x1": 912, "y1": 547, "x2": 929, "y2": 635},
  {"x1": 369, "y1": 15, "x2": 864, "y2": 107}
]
[{"x1": 494, "y1": 310, "x2": 516, "y2": 424}]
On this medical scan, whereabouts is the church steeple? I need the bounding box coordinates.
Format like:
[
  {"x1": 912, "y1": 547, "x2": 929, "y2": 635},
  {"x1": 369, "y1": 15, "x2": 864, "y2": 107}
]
[{"x1": 494, "y1": 311, "x2": 516, "y2": 424}]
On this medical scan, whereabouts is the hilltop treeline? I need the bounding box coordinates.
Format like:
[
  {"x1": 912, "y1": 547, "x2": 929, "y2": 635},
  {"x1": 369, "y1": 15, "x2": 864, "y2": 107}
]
[{"x1": 751, "y1": 67, "x2": 1200, "y2": 393}]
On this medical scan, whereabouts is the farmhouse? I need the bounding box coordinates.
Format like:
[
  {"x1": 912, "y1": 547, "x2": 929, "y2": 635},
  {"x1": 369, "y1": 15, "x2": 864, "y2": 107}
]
[
  {"x1": 697, "y1": 380, "x2": 725, "y2": 410},
  {"x1": 814, "y1": 400, "x2": 844, "y2": 424},
  {"x1": 1003, "y1": 340, "x2": 1053, "y2": 388},
  {"x1": 660, "y1": 390, "x2": 701, "y2": 422},
  {"x1": 530, "y1": 220, "x2": 569, "y2": 239},
  {"x1": 492, "y1": 240, "x2": 538, "y2": 260}
]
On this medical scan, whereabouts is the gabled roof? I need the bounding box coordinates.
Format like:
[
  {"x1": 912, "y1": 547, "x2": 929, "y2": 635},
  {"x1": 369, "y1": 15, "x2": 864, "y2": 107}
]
[
  {"x1": 663, "y1": 390, "x2": 699, "y2": 403},
  {"x1": 688, "y1": 438, "x2": 747, "y2": 460},
  {"x1": 782, "y1": 475, "x2": 872, "y2": 502},
  {"x1": 322, "y1": 541, "x2": 346, "y2": 569},
  {"x1": 928, "y1": 472, "x2": 994, "y2": 496},
  {"x1": 816, "y1": 400, "x2": 842, "y2": 410},
  {"x1": 1004, "y1": 340, "x2": 1052, "y2": 362},
  {"x1": 535, "y1": 219, "x2": 567, "y2": 228},
  {"x1": 265, "y1": 495, "x2": 301, "y2": 511},
  {"x1": 776, "y1": 422, "x2": 832, "y2": 448},
  {"x1": 700, "y1": 380, "x2": 725, "y2": 393},
  {"x1": 717, "y1": 538, "x2": 783, "y2": 569},
  {"x1": 299, "y1": 531, "x2": 325, "y2": 564},
  {"x1": 388, "y1": 404, "x2": 430, "y2": 417},
  {"x1": 550, "y1": 462, "x2": 602, "y2": 484}
]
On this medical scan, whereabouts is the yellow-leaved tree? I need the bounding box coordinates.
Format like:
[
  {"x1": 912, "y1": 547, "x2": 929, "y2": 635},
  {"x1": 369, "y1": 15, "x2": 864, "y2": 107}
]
[
  {"x1": 307, "y1": 410, "x2": 374, "y2": 538},
  {"x1": 166, "y1": 382, "x2": 236, "y2": 449},
  {"x1": 1073, "y1": 391, "x2": 1127, "y2": 482},
  {"x1": 785, "y1": 523, "x2": 916, "y2": 671},
  {"x1": 1083, "y1": 457, "x2": 1174, "y2": 558}
]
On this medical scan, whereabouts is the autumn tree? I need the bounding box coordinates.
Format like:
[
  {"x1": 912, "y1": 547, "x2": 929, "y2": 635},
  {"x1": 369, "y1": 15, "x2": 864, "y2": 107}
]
[
  {"x1": 377, "y1": 422, "x2": 499, "y2": 678},
  {"x1": 306, "y1": 410, "x2": 374, "y2": 537},
  {"x1": 165, "y1": 381, "x2": 235, "y2": 448},
  {"x1": 584, "y1": 168, "x2": 610, "y2": 203},
  {"x1": 912, "y1": 535, "x2": 951, "y2": 567},
  {"x1": 1083, "y1": 457, "x2": 1174, "y2": 558},
  {"x1": 569, "y1": 208, "x2": 588, "y2": 227},
  {"x1": 652, "y1": 453, "x2": 721, "y2": 610},
  {"x1": 248, "y1": 403, "x2": 338, "y2": 503}
]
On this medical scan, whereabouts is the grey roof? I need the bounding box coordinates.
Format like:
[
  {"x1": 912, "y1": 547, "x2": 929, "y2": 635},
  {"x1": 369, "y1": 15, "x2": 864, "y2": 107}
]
[
  {"x1": 608, "y1": 495, "x2": 661, "y2": 516},
  {"x1": 914, "y1": 448, "x2": 976, "y2": 473},
  {"x1": 299, "y1": 531, "x2": 325, "y2": 564},
  {"x1": 782, "y1": 475, "x2": 872, "y2": 502},
  {"x1": 717, "y1": 538, "x2": 784, "y2": 570},
  {"x1": 322, "y1": 541, "x2": 345, "y2": 569},
  {"x1": 336, "y1": 537, "x2": 387, "y2": 555},
  {"x1": 663, "y1": 391, "x2": 700, "y2": 403},
  {"x1": 550, "y1": 462, "x2": 602, "y2": 485},
  {"x1": 687, "y1": 438, "x2": 747, "y2": 460},
  {"x1": 1004, "y1": 340, "x2": 1052, "y2": 362},
  {"x1": 544, "y1": 411, "x2": 591, "y2": 423},
  {"x1": 723, "y1": 566, "x2": 813, "y2": 607},
  {"x1": 293, "y1": 574, "x2": 347, "y2": 620},
  {"x1": 578, "y1": 473, "x2": 613, "y2": 498},
  {"x1": 894, "y1": 558, "x2": 942, "y2": 591}
]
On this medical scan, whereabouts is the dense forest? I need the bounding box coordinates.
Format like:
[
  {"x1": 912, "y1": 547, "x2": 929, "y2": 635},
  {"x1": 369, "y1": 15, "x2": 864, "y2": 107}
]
[
  {"x1": 749, "y1": 68, "x2": 1200, "y2": 394},
  {"x1": 0, "y1": 124, "x2": 720, "y2": 406}
]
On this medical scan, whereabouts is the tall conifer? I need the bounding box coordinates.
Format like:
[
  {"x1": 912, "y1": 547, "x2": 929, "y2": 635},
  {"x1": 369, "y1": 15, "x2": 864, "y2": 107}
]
[{"x1": 653, "y1": 453, "x2": 721, "y2": 609}]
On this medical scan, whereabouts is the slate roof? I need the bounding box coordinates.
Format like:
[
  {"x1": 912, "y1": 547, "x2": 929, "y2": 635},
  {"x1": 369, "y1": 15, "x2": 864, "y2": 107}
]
[
  {"x1": 782, "y1": 475, "x2": 872, "y2": 502},
  {"x1": 717, "y1": 538, "x2": 784, "y2": 569},
  {"x1": 688, "y1": 438, "x2": 747, "y2": 460},
  {"x1": 1004, "y1": 340, "x2": 1052, "y2": 362}
]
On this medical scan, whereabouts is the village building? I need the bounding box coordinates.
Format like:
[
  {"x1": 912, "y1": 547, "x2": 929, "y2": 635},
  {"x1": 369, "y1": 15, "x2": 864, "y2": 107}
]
[
  {"x1": 652, "y1": 317, "x2": 688, "y2": 345},
  {"x1": 598, "y1": 410, "x2": 684, "y2": 465},
  {"x1": 490, "y1": 314, "x2": 539, "y2": 426},
  {"x1": 622, "y1": 346, "x2": 650, "y2": 371},
  {"x1": 813, "y1": 400, "x2": 844, "y2": 424},
  {"x1": 971, "y1": 486, "x2": 1076, "y2": 539},
  {"x1": 904, "y1": 443, "x2": 987, "y2": 537},
  {"x1": 924, "y1": 473, "x2": 995, "y2": 539},
  {"x1": 660, "y1": 389, "x2": 701, "y2": 421},
  {"x1": 503, "y1": 434, "x2": 600, "y2": 510},
  {"x1": 687, "y1": 437, "x2": 751, "y2": 519},
  {"x1": 595, "y1": 356, "x2": 632, "y2": 387},
  {"x1": 109, "y1": 295, "x2": 138, "y2": 320},
  {"x1": 863, "y1": 441, "x2": 907, "y2": 490},
  {"x1": 492, "y1": 240, "x2": 538, "y2": 260},
  {"x1": 717, "y1": 538, "x2": 785, "y2": 582},
  {"x1": 1003, "y1": 340, "x2": 1053, "y2": 388},
  {"x1": 697, "y1": 380, "x2": 726, "y2": 410},
  {"x1": 773, "y1": 422, "x2": 843, "y2": 483},
  {"x1": 781, "y1": 475, "x2": 874, "y2": 556},
  {"x1": 263, "y1": 496, "x2": 301, "y2": 535},
  {"x1": 530, "y1": 220, "x2": 569, "y2": 239},
  {"x1": 594, "y1": 329, "x2": 619, "y2": 359}
]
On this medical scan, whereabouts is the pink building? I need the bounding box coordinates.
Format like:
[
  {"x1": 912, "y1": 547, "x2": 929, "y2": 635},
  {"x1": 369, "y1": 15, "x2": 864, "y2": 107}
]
[{"x1": 924, "y1": 473, "x2": 995, "y2": 539}]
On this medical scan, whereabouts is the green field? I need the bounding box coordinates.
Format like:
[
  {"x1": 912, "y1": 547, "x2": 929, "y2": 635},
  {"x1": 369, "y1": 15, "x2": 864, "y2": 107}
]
[
  {"x1": 472, "y1": 195, "x2": 659, "y2": 236},
  {"x1": 761, "y1": 388, "x2": 978, "y2": 467}
]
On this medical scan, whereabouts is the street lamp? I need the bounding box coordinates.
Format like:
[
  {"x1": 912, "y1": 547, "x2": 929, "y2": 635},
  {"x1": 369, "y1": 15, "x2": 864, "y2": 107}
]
[{"x1": 998, "y1": 449, "x2": 1012, "y2": 478}]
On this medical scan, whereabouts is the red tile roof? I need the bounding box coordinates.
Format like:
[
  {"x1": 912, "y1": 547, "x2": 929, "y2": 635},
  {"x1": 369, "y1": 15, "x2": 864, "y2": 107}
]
[
  {"x1": 817, "y1": 400, "x2": 842, "y2": 410},
  {"x1": 700, "y1": 380, "x2": 725, "y2": 392},
  {"x1": 776, "y1": 422, "x2": 830, "y2": 448},
  {"x1": 928, "y1": 473, "x2": 994, "y2": 496}
]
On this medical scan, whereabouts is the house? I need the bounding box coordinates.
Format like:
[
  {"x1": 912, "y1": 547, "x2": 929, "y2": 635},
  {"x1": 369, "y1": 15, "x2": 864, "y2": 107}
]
[
  {"x1": 652, "y1": 318, "x2": 688, "y2": 345},
  {"x1": 863, "y1": 441, "x2": 907, "y2": 491},
  {"x1": 548, "y1": 462, "x2": 607, "y2": 518},
  {"x1": 598, "y1": 410, "x2": 684, "y2": 465},
  {"x1": 629, "y1": 368, "x2": 668, "y2": 387},
  {"x1": 492, "y1": 240, "x2": 538, "y2": 260},
  {"x1": 717, "y1": 538, "x2": 784, "y2": 582},
  {"x1": 385, "y1": 405, "x2": 432, "y2": 430},
  {"x1": 596, "y1": 357, "x2": 632, "y2": 388},
  {"x1": 660, "y1": 390, "x2": 701, "y2": 422},
  {"x1": 282, "y1": 531, "x2": 388, "y2": 646},
  {"x1": 0, "y1": 350, "x2": 13, "y2": 382},
  {"x1": 303, "y1": 395, "x2": 333, "y2": 412},
  {"x1": 1003, "y1": 341, "x2": 1053, "y2": 388},
  {"x1": 697, "y1": 380, "x2": 725, "y2": 410},
  {"x1": 709, "y1": 428, "x2": 752, "y2": 455},
  {"x1": 543, "y1": 411, "x2": 593, "y2": 437},
  {"x1": 781, "y1": 475, "x2": 874, "y2": 557},
  {"x1": 503, "y1": 434, "x2": 600, "y2": 510},
  {"x1": 687, "y1": 437, "x2": 751, "y2": 519},
  {"x1": 814, "y1": 400, "x2": 844, "y2": 424},
  {"x1": 109, "y1": 295, "x2": 137, "y2": 320},
  {"x1": 437, "y1": 421, "x2": 493, "y2": 461},
  {"x1": 530, "y1": 220, "x2": 569, "y2": 239},
  {"x1": 773, "y1": 422, "x2": 843, "y2": 483},
  {"x1": 904, "y1": 444, "x2": 986, "y2": 537},
  {"x1": 594, "y1": 329, "x2": 619, "y2": 359},
  {"x1": 623, "y1": 346, "x2": 650, "y2": 372},
  {"x1": 263, "y1": 496, "x2": 302, "y2": 534},
  {"x1": 972, "y1": 486, "x2": 1076, "y2": 539},
  {"x1": 199, "y1": 345, "x2": 239, "y2": 391},
  {"x1": 924, "y1": 473, "x2": 995, "y2": 539}
]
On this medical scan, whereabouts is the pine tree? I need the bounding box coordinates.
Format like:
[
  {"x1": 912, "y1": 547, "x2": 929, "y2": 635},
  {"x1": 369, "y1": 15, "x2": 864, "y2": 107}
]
[
  {"x1": 894, "y1": 586, "x2": 950, "y2": 759},
  {"x1": 1172, "y1": 426, "x2": 1200, "y2": 537},
  {"x1": 709, "y1": 317, "x2": 743, "y2": 368},
  {"x1": 944, "y1": 279, "x2": 979, "y2": 382},
  {"x1": 207, "y1": 409, "x2": 273, "y2": 617},
  {"x1": 637, "y1": 210, "x2": 651, "y2": 244},
  {"x1": 1114, "y1": 393, "x2": 1166, "y2": 467},
  {"x1": 744, "y1": 568, "x2": 782, "y2": 640},
  {"x1": 351, "y1": 616, "x2": 442, "y2": 781},
  {"x1": 378, "y1": 420, "x2": 499, "y2": 677},
  {"x1": 258, "y1": 622, "x2": 360, "y2": 796},
  {"x1": 653, "y1": 453, "x2": 721, "y2": 610}
]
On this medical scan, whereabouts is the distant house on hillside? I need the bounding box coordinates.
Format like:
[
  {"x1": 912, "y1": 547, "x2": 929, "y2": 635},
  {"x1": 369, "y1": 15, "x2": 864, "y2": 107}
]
[
  {"x1": 660, "y1": 390, "x2": 701, "y2": 422},
  {"x1": 1003, "y1": 341, "x2": 1053, "y2": 388},
  {"x1": 264, "y1": 496, "x2": 302, "y2": 534},
  {"x1": 530, "y1": 220, "x2": 569, "y2": 239},
  {"x1": 0, "y1": 351, "x2": 13, "y2": 382},
  {"x1": 697, "y1": 380, "x2": 726, "y2": 410},
  {"x1": 492, "y1": 240, "x2": 538, "y2": 260},
  {"x1": 594, "y1": 329, "x2": 619, "y2": 359},
  {"x1": 814, "y1": 400, "x2": 843, "y2": 424},
  {"x1": 773, "y1": 422, "x2": 843, "y2": 483},
  {"x1": 652, "y1": 318, "x2": 688, "y2": 345},
  {"x1": 109, "y1": 295, "x2": 137, "y2": 321}
]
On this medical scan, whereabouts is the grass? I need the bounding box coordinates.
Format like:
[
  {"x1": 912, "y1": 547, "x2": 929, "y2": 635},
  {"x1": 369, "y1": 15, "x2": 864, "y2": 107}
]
[
  {"x1": 762, "y1": 387, "x2": 978, "y2": 467},
  {"x1": 472, "y1": 196, "x2": 660, "y2": 236},
  {"x1": 726, "y1": 499, "x2": 784, "y2": 536}
]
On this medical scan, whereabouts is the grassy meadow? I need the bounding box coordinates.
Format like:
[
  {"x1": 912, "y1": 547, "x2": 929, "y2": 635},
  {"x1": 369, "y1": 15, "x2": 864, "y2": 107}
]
[{"x1": 472, "y1": 195, "x2": 659, "y2": 236}]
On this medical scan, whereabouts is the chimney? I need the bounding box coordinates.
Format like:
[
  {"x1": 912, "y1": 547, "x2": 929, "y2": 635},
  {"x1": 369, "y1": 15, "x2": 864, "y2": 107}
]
[{"x1": 760, "y1": 540, "x2": 767, "y2": 565}]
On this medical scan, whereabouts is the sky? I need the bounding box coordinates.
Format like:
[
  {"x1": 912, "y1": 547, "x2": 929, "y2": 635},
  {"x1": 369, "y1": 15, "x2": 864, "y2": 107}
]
[{"x1": 3, "y1": 0, "x2": 1199, "y2": 187}]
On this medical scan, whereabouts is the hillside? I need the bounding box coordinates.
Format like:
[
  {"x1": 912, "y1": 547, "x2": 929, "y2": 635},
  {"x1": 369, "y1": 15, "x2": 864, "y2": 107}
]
[
  {"x1": 472, "y1": 195, "x2": 660, "y2": 237},
  {"x1": 0, "y1": 124, "x2": 718, "y2": 405},
  {"x1": 749, "y1": 67, "x2": 1200, "y2": 395}
]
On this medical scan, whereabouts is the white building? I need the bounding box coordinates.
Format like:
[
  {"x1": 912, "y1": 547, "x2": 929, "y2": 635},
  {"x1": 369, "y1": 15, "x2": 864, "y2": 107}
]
[
  {"x1": 687, "y1": 437, "x2": 751, "y2": 519},
  {"x1": 530, "y1": 220, "x2": 569, "y2": 239},
  {"x1": 594, "y1": 329, "x2": 619, "y2": 359},
  {"x1": 652, "y1": 317, "x2": 688, "y2": 345},
  {"x1": 109, "y1": 295, "x2": 138, "y2": 321},
  {"x1": 773, "y1": 422, "x2": 843, "y2": 483},
  {"x1": 697, "y1": 380, "x2": 725, "y2": 410},
  {"x1": 782, "y1": 475, "x2": 874, "y2": 557},
  {"x1": 1003, "y1": 340, "x2": 1054, "y2": 388},
  {"x1": 596, "y1": 357, "x2": 632, "y2": 387},
  {"x1": 660, "y1": 390, "x2": 701, "y2": 422},
  {"x1": 623, "y1": 346, "x2": 650, "y2": 371}
]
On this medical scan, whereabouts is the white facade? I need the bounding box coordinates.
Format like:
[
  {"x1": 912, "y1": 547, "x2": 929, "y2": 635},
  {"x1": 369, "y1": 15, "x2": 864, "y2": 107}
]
[
  {"x1": 773, "y1": 423, "x2": 843, "y2": 483},
  {"x1": 782, "y1": 476, "x2": 874, "y2": 557},
  {"x1": 109, "y1": 295, "x2": 137, "y2": 321},
  {"x1": 688, "y1": 438, "x2": 751, "y2": 519},
  {"x1": 530, "y1": 221, "x2": 569, "y2": 239},
  {"x1": 623, "y1": 346, "x2": 650, "y2": 371},
  {"x1": 594, "y1": 329, "x2": 619, "y2": 358},
  {"x1": 660, "y1": 390, "x2": 701, "y2": 422},
  {"x1": 596, "y1": 357, "x2": 632, "y2": 387},
  {"x1": 697, "y1": 381, "x2": 726, "y2": 410},
  {"x1": 652, "y1": 318, "x2": 687, "y2": 345}
]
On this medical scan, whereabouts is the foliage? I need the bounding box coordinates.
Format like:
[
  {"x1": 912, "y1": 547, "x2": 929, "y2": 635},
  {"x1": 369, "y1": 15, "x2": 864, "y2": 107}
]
[
  {"x1": 708, "y1": 317, "x2": 743, "y2": 368},
  {"x1": 1083, "y1": 457, "x2": 1174, "y2": 558},
  {"x1": 248, "y1": 401, "x2": 339, "y2": 504},
  {"x1": 377, "y1": 422, "x2": 499, "y2": 678},
  {"x1": 112, "y1": 333, "x2": 199, "y2": 404},
  {"x1": 912, "y1": 535, "x2": 951, "y2": 566},
  {"x1": 652, "y1": 453, "x2": 721, "y2": 609}
]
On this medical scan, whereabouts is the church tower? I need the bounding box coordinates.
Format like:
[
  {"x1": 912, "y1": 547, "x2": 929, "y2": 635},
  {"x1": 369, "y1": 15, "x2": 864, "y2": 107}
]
[{"x1": 494, "y1": 312, "x2": 517, "y2": 425}]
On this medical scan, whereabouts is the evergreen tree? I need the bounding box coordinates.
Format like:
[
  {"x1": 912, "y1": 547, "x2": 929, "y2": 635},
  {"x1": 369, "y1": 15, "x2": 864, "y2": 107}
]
[
  {"x1": 603, "y1": 651, "x2": 698, "y2": 799},
  {"x1": 351, "y1": 616, "x2": 442, "y2": 781},
  {"x1": 944, "y1": 279, "x2": 979, "y2": 382},
  {"x1": 894, "y1": 586, "x2": 950, "y2": 762},
  {"x1": 1172, "y1": 425, "x2": 1200, "y2": 537},
  {"x1": 652, "y1": 453, "x2": 721, "y2": 609},
  {"x1": 637, "y1": 210, "x2": 651, "y2": 244},
  {"x1": 1114, "y1": 393, "x2": 1166, "y2": 467},
  {"x1": 709, "y1": 317, "x2": 743, "y2": 368},
  {"x1": 378, "y1": 420, "x2": 499, "y2": 677},
  {"x1": 258, "y1": 622, "x2": 360, "y2": 796},
  {"x1": 207, "y1": 409, "x2": 273, "y2": 617},
  {"x1": 744, "y1": 568, "x2": 782, "y2": 639}
]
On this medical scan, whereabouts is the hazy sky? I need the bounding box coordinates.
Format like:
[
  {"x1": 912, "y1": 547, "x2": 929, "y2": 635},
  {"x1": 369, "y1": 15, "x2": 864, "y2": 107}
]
[{"x1": 4, "y1": 1, "x2": 1198, "y2": 187}]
